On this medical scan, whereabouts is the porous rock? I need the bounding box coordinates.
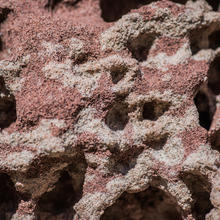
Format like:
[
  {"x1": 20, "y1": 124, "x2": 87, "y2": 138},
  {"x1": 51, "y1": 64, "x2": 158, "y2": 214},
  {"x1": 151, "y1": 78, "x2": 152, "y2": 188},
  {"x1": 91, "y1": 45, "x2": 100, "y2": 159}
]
[{"x1": 0, "y1": 0, "x2": 220, "y2": 219}]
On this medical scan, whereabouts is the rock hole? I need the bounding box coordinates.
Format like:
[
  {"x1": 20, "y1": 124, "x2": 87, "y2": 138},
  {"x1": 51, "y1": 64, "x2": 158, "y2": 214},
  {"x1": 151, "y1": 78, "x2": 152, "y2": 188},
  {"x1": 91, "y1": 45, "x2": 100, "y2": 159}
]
[
  {"x1": 37, "y1": 171, "x2": 76, "y2": 216},
  {"x1": 101, "y1": 186, "x2": 182, "y2": 220},
  {"x1": 172, "y1": 0, "x2": 187, "y2": 3},
  {"x1": 211, "y1": 129, "x2": 220, "y2": 152},
  {"x1": 206, "y1": 0, "x2": 220, "y2": 11},
  {"x1": 0, "y1": 8, "x2": 12, "y2": 23},
  {"x1": 109, "y1": 147, "x2": 144, "y2": 175},
  {"x1": 194, "y1": 89, "x2": 215, "y2": 130},
  {"x1": 37, "y1": 156, "x2": 86, "y2": 219},
  {"x1": 0, "y1": 37, "x2": 3, "y2": 51},
  {"x1": 100, "y1": 0, "x2": 188, "y2": 22},
  {"x1": 105, "y1": 103, "x2": 129, "y2": 131},
  {"x1": 144, "y1": 134, "x2": 168, "y2": 150},
  {"x1": 142, "y1": 100, "x2": 171, "y2": 121},
  {"x1": 110, "y1": 65, "x2": 128, "y2": 84},
  {"x1": 128, "y1": 34, "x2": 155, "y2": 62},
  {"x1": 100, "y1": 0, "x2": 155, "y2": 22},
  {"x1": 45, "y1": 0, "x2": 63, "y2": 10},
  {"x1": 208, "y1": 30, "x2": 220, "y2": 50},
  {"x1": 0, "y1": 173, "x2": 19, "y2": 220},
  {"x1": 45, "y1": 0, "x2": 81, "y2": 10},
  {"x1": 208, "y1": 56, "x2": 220, "y2": 96},
  {"x1": 180, "y1": 173, "x2": 213, "y2": 220},
  {"x1": 0, "y1": 77, "x2": 17, "y2": 130}
]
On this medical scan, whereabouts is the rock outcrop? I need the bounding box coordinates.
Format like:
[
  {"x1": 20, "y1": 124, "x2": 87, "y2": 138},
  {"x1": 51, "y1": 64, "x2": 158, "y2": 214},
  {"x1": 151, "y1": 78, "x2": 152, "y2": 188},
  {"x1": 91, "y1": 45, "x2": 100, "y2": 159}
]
[{"x1": 0, "y1": 0, "x2": 219, "y2": 219}]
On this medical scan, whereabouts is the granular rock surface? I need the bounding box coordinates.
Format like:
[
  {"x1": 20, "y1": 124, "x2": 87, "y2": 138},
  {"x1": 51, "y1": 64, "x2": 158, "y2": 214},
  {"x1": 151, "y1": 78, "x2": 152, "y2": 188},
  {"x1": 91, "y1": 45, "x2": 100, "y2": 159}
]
[{"x1": 0, "y1": 0, "x2": 220, "y2": 219}]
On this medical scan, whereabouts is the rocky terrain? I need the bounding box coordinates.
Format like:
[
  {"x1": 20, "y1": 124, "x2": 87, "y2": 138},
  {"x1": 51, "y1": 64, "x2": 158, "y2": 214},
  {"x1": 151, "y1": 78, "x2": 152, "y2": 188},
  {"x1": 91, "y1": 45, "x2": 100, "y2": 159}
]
[{"x1": 0, "y1": 0, "x2": 219, "y2": 219}]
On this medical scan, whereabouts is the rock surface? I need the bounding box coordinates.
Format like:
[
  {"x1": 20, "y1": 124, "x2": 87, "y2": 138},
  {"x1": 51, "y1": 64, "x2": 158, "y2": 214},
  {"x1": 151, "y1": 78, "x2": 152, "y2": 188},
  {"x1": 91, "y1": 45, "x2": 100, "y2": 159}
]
[{"x1": 0, "y1": 0, "x2": 220, "y2": 219}]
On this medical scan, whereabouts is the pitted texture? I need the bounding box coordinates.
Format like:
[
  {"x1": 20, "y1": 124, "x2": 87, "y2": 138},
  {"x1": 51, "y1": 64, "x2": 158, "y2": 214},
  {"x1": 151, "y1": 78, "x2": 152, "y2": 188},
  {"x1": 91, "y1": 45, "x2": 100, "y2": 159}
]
[{"x1": 0, "y1": 0, "x2": 220, "y2": 219}]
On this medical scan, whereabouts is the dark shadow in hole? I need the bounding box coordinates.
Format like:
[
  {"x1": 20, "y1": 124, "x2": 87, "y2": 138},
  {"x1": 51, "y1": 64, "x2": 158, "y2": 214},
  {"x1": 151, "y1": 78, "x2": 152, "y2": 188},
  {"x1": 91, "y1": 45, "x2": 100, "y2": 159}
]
[
  {"x1": 144, "y1": 134, "x2": 168, "y2": 150},
  {"x1": 45, "y1": 0, "x2": 81, "y2": 10},
  {"x1": 37, "y1": 172, "x2": 76, "y2": 218},
  {"x1": 208, "y1": 30, "x2": 220, "y2": 50},
  {"x1": 180, "y1": 173, "x2": 213, "y2": 220},
  {"x1": 206, "y1": 0, "x2": 220, "y2": 11},
  {"x1": 110, "y1": 65, "x2": 128, "y2": 84},
  {"x1": 128, "y1": 34, "x2": 155, "y2": 62},
  {"x1": 142, "y1": 100, "x2": 171, "y2": 121},
  {"x1": 208, "y1": 56, "x2": 220, "y2": 96},
  {"x1": 0, "y1": 8, "x2": 12, "y2": 23},
  {"x1": 210, "y1": 129, "x2": 220, "y2": 152},
  {"x1": 0, "y1": 77, "x2": 17, "y2": 130},
  {"x1": 100, "y1": 0, "x2": 152, "y2": 22},
  {"x1": 0, "y1": 37, "x2": 3, "y2": 51},
  {"x1": 108, "y1": 147, "x2": 144, "y2": 175},
  {"x1": 105, "y1": 102, "x2": 129, "y2": 131},
  {"x1": 172, "y1": 0, "x2": 187, "y2": 3},
  {"x1": 45, "y1": 0, "x2": 63, "y2": 10},
  {"x1": 0, "y1": 173, "x2": 19, "y2": 220},
  {"x1": 194, "y1": 90, "x2": 215, "y2": 130},
  {"x1": 37, "y1": 156, "x2": 87, "y2": 219},
  {"x1": 101, "y1": 186, "x2": 182, "y2": 220},
  {"x1": 100, "y1": 0, "x2": 188, "y2": 22},
  {"x1": 189, "y1": 28, "x2": 206, "y2": 55}
]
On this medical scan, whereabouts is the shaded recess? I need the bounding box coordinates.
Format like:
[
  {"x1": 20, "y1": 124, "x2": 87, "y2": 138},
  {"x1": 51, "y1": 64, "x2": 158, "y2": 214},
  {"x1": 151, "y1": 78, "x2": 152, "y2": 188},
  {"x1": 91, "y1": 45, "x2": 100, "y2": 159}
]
[
  {"x1": 100, "y1": 0, "x2": 188, "y2": 22},
  {"x1": 0, "y1": 173, "x2": 19, "y2": 220},
  {"x1": 100, "y1": 0, "x2": 152, "y2": 22},
  {"x1": 0, "y1": 7, "x2": 12, "y2": 58},
  {"x1": 194, "y1": 90, "x2": 214, "y2": 130},
  {"x1": 0, "y1": 8, "x2": 12, "y2": 23},
  {"x1": 211, "y1": 129, "x2": 220, "y2": 151},
  {"x1": 0, "y1": 38, "x2": 3, "y2": 51},
  {"x1": 45, "y1": 0, "x2": 81, "y2": 10},
  {"x1": 105, "y1": 102, "x2": 129, "y2": 131},
  {"x1": 208, "y1": 56, "x2": 220, "y2": 96},
  {"x1": 37, "y1": 172, "x2": 76, "y2": 218},
  {"x1": 208, "y1": 30, "x2": 220, "y2": 50},
  {"x1": 128, "y1": 34, "x2": 155, "y2": 62},
  {"x1": 101, "y1": 186, "x2": 182, "y2": 220},
  {"x1": 110, "y1": 64, "x2": 128, "y2": 84},
  {"x1": 37, "y1": 158, "x2": 87, "y2": 219},
  {"x1": 108, "y1": 147, "x2": 144, "y2": 175},
  {"x1": 180, "y1": 173, "x2": 213, "y2": 220},
  {"x1": 144, "y1": 134, "x2": 168, "y2": 150},
  {"x1": 0, "y1": 77, "x2": 16, "y2": 129},
  {"x1": 142, "y1": 100, "x2": 171, "y2": 121},
  {"x1": 206, "y1": 0, "x2": 220, "y2": 11}
]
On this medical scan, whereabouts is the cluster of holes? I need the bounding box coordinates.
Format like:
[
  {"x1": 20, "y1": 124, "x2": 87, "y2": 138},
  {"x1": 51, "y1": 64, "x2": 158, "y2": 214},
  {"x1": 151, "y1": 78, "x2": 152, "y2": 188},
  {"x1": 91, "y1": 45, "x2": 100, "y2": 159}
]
[
  {"x1": 101, "y1": 186, "x2": 182, "y2": 220},
  {"x1": 0, "y1": 174, "x2": 19, "y2": 220},
  {"x1": 142, "y1": 100, "x2": 171, "y2": 121},
  {"x1": 0, "y1": 77, "x2": 16, "y2": 130},
  {"x1": 180, "y1": 173, "x2": 213, "y2": 220},
  {"x1": 105, "y1": 102, "x2": 129, "y2": 131}
]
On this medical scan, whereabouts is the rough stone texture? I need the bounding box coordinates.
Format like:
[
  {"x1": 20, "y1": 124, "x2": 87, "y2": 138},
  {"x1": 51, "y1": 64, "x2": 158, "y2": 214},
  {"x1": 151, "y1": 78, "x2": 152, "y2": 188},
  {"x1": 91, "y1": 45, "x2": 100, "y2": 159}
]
[{"x1": 0, "y1": 0, "x2": 219, "y2": 219}]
